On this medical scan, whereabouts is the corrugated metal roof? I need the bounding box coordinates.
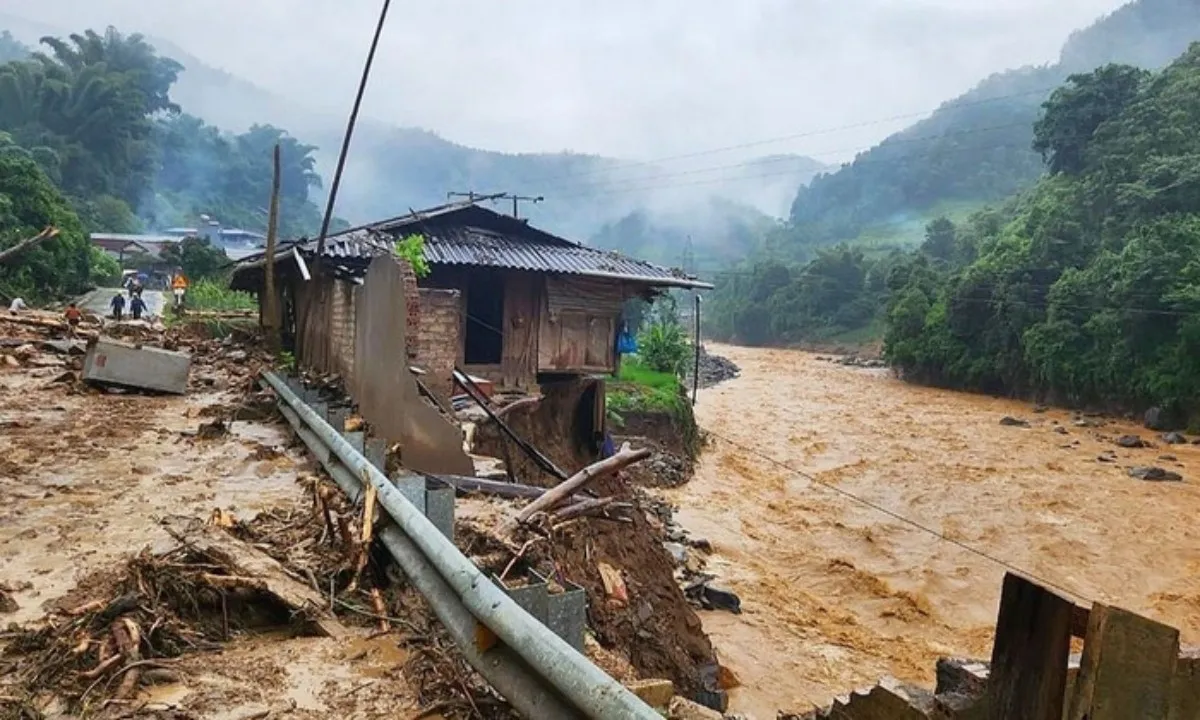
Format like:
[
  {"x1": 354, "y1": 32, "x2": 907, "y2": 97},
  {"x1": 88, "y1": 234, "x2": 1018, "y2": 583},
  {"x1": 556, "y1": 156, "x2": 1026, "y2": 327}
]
[{"x1": 234, "y1": 204, "x2": 712, "y2": 289}]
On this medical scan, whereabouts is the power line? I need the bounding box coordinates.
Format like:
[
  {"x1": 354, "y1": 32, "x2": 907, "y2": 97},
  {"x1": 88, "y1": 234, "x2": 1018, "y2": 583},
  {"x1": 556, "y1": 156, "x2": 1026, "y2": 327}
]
[
  {"x1": 704, "y1": 428, "x2": 1090, "y2": 604},
  {"x1": 512, "y1": 86, "x2": 1063, "y2": 188}
]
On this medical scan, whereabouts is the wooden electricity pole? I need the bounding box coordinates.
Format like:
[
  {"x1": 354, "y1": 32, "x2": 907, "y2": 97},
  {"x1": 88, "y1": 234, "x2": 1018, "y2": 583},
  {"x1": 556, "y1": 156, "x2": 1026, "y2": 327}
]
[
  {"x1": 263, "y1": 143, "x2": 282, "y2": 352},
  {"x1": 315, "y1": 0, "x2": 392, "y2": 268}
]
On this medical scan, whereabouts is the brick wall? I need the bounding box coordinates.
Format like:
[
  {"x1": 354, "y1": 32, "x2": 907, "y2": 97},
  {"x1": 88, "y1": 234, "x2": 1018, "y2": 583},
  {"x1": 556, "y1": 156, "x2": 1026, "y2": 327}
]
[
  {"x1": 329, "y1": 279, "x2": 357, "y2": 381},
  {"x1": 415, "y1": 287, "x2": 462, "y2": 398}
]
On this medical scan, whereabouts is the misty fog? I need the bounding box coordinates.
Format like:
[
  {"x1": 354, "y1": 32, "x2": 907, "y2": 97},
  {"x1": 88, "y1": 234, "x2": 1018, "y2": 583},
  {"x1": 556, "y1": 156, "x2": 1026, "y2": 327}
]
[{"x1": 3, "y1": 0, "x2": 1129, "y2": 162}]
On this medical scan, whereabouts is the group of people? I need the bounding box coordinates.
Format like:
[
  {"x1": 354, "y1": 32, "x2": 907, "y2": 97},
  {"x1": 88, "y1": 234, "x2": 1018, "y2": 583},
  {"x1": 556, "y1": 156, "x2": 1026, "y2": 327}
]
[{"x1": 110, "y1": 289, "x2": 148, "y2": 322}]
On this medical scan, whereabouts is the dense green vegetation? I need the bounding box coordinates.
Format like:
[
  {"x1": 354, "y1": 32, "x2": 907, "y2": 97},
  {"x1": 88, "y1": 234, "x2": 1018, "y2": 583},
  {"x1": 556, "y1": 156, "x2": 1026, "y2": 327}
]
[
  {"x1": 0, "y1": 26, "x2": 333, "y2": 300},
  {"x1": 885, "y1": 46, "x2": 1200, "y2": 423},
  {"x1": 785, "y1": 0, "x2": 1200, "y2": 253},
  {"x1": 0, "y1": 133, "x2": 116, "y2": 302}
]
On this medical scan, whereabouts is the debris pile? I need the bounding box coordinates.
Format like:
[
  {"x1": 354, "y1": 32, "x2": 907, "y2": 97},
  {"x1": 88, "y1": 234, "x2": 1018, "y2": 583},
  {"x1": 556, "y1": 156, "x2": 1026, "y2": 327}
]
[
  {"x1": 816, "y1": 353, "x2": 887, "y2": 369},
  {"x1": 684, "y1": 347, "x2": 741, "y2": 389},
  {"x1": 470, "y1": 380, "x2": 729, "y2": 710}
]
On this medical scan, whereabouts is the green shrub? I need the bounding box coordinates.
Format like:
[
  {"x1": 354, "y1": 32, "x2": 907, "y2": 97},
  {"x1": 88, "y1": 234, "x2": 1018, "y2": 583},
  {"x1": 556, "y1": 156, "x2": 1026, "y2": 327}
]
[
  {"x1": 394, "y1": 233, "x2": 430, "y2": 277},
  {"x1": 637, "y1": 320, "x2": 692, "y2": 377},
  {"x1": 186, "y1": 279, "x2": 256, "y2": 312}
]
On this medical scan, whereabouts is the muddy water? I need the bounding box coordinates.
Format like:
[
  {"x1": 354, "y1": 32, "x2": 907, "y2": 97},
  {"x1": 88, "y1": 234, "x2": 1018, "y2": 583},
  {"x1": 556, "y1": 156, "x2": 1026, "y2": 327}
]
[{"x1": 669, "y1": 344, "x2": 1200, "y2": 718}]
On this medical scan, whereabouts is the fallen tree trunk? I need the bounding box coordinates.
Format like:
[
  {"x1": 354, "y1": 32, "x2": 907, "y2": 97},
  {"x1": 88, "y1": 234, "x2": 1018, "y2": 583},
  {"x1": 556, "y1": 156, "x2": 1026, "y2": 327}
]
[
  {"x1": 160, "y1": 517, "x2": 346, "y2": 638},
  {"x1": 504, "y1": 443, "x2": 650, "y2": 532},
  {"x1": 0, "y1": 226, "x2": 58, "y2": 265}
]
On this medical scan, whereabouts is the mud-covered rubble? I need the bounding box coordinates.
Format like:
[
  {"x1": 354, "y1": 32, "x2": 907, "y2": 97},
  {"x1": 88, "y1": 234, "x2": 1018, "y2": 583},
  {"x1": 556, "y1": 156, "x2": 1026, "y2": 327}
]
[
  {"x1": 816, "y1": 353, "x2": 887, "y2": 369},
  {"x1": 684, "y1": 347, "x2": 741, "y2": 390},
  {"x1": 645, "y1": 497, "x2": 743, "y2": 617}
]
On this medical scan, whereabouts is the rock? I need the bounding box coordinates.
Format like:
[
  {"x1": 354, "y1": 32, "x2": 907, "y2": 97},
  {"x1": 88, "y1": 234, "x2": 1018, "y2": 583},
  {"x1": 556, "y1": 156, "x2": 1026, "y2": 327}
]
[
  {"x1": 1159, "y1": 455, "x2": 1179, "y2": 462},
  {"x1": 0, "y1": 587, "x2": 18, "y2": 614},
  {"x1": 1098, "y1": 455, "x2": 1116, "y2": 463},
  {"x1": 1144, "y1": 406, "x2": 1169, "y2": 431},
  {"x1": 1, "y1": 354, "x2": 19, "y2": 368},
  {"x1": 1162, "y1": 432, "x2": 1188, "y2": 445},
  {"x1": 1033, "y1": 404, "x2": 1049, "y2": 413},
  {"x1": 664, "y1": 542, "x2": 689, "y2": 566},
  {"x1": 999, "y1": 416, "x2": 1030, "y2": 428},
  {"x1": 1128, "y1": 466, "x2": 1183, "y2": 483},
  {"x1": 1116, "y1": 435, "x2": 1146, "y2": 449},
  {"x1": 628, "y1": 679, "x2": 675, "y2": 709},
  {"x1": 12, "y1": 343, "x2": 37, "y2": 359},
  {"x1": 700, "y1": 584, "x2": 742, "y2": 614},
  {"x1": 688, "y1": 537, "x2": 713, "y2": 553},
  {"x1": 225, "y1": 349, "x2": 249, "y2": 362},
  {"x1": 1074, "y1": 419, "x2": 1101, "y2": 428},
  {"x1": 668, "y1": 696, "x2": 724, "y2": 720},
  {"x1": 1054, "y1": 426, "x2": 1070, "y2": 435}
]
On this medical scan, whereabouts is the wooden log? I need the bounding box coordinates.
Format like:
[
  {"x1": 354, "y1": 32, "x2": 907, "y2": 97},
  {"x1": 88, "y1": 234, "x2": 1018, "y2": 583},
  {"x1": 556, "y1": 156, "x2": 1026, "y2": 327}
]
[
  {"x1": 505, "y1": 443, "x2": 650, "y2": 531},
  {"x1": 1066, "y1": 603, "x2": 1179, "y2": 720},
  {"x1": 160, "y1": 517, "x2": 346, "y2": 638},
  {"x1": 984, "y1": 572, "x2": 1072, "y2": 720}
]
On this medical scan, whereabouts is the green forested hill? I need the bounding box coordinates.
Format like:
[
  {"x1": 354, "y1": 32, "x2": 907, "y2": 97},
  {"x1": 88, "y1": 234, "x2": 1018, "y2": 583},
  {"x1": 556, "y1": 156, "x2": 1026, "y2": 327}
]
[
  {"x1": 787, "y1": 0, "x2": 1200, "y2": 250},
  {"x1": 885, "y1": 44, "x2": 1200, "y2": 423}
]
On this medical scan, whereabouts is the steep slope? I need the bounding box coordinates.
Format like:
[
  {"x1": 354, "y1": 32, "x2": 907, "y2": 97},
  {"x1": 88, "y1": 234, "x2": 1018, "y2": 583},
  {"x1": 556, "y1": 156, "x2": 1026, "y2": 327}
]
[{"x1": 788, "y1": 0, "x2": 1200, "y2": 248}]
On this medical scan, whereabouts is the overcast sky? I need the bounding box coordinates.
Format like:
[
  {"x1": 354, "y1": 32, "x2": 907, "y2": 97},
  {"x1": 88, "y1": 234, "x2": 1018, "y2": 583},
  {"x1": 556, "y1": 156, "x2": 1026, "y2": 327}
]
[{"x1": 3, "y1": 0, "x2": 1130, "y2": 161}]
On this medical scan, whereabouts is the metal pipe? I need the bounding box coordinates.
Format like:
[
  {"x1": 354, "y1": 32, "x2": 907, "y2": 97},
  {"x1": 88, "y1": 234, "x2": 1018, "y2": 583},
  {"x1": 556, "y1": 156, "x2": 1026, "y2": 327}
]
[
  {"x1": 265, "y1": 373, "x2": 659, "y2": 720},
  {"x1": 276, "y1": 404, "x2": 580, "y2": 719}
]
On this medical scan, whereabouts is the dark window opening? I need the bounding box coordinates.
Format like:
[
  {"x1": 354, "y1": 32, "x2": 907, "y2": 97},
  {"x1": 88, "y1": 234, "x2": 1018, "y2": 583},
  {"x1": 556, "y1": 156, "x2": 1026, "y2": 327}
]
[{"x1": 465, "y1": 272, "x2": 505, "y2": 364}]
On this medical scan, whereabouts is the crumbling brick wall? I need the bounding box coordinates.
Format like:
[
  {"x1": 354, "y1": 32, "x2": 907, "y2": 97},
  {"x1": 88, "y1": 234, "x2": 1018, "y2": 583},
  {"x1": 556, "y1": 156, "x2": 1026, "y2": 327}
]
[{"x1": 415, "y1": 287, "x2": 462, "y2": 399}]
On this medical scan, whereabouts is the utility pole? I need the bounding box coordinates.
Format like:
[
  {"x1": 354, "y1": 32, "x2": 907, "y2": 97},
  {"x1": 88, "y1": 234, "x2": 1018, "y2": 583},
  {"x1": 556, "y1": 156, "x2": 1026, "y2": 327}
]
[
  {"x1": 315, "y1": 0, "x2": 392, "y2": 269},
  {"x1": 263, "y1": 143, "x2": 282, "y2": 352},
  {"x1": 509, "y1": 194, "x2": 543, "y2": 220}
]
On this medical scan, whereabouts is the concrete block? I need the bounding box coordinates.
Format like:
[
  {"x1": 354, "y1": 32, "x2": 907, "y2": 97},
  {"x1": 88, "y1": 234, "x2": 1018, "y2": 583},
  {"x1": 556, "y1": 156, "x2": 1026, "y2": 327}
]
[{"x1": 82, "y1": 338, "x2": 191, "y2": 394}]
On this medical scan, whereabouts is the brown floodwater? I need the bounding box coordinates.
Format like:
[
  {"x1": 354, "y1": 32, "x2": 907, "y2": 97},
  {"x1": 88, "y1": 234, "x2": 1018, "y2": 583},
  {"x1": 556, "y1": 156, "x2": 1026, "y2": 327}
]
[{"x1": 668, "y1": 344, "x2": 1200, "y2": 718}]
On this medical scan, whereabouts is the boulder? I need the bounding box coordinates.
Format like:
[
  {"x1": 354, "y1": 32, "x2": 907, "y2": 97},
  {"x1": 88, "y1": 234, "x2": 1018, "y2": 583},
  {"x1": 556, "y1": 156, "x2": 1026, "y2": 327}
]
[
  {"x1": 1128, "y1": 466, "x2": 1183, "y2": 483},
  {"x1": 1116, "y1": 435, "x2": 1146, "y2": 449},
  {"x1": 1144, "y1": 406, "x2": 1169, "y2": 431},
  {"x1": 999, "y1": 416, "x2": 1030, "y2": 428},
  {"x1": 1162, "y1": 432, "x2": 1188, "y2": 445}
]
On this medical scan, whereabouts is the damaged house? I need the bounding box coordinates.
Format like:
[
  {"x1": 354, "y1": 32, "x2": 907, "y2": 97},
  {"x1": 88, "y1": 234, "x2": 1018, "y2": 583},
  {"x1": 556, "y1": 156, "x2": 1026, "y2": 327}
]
[{"x1": 229, "y1": 201, "x2": 711, "y2": 399}]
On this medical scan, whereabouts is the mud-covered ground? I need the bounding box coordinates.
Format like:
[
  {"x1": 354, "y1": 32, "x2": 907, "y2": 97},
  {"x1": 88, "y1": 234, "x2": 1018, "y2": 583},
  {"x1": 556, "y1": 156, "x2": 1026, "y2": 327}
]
[
  {"x1": 0, "y1": 325, "x2": 430, "y2": 718},
  {"x1": 671, "y1": 343, "x2": 1200, "y2": 718}
]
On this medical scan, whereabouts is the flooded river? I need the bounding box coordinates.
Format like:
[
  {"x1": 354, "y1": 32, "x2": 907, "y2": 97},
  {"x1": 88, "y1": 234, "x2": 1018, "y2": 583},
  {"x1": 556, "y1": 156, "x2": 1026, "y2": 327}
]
[{"x1": 669, "y1": 344, "x2": 1200, "y2": 718}]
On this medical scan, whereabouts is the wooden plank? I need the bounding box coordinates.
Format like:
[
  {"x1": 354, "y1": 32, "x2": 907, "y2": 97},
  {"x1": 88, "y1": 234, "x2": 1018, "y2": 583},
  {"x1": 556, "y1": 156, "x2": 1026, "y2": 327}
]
[
  {"x1": 1066, "y1": 604, "x2": 1179, "y2": 720},
  {"x1": 501, "y1": 272, "x2": 539, "y2": 389},
  {"x1": 985, "y1": 572, "x2": 1072, "y2": 720}
]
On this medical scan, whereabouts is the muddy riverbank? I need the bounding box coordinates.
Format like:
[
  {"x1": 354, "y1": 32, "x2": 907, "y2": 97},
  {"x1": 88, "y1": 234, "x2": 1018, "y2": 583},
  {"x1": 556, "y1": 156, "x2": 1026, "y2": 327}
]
[{"x1": 669, "y1": 344, "x2": 1200, "y2": 718}]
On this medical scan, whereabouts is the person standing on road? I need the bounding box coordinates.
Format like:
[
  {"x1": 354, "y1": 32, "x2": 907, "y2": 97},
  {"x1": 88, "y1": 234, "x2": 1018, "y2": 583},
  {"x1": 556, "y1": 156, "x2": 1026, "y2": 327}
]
[
  {"x1": 130, "y1": 293, "x2": 147, "y2": 321},
  {"x1": 110, "y1": 292, "x2": 126, "y2": 321},
  {"x1": 64, "y1": 302, "x2": 82, "y2": 337},
  {"x1": 171, "y1": 269, "x2": 189, "y2": 310}
]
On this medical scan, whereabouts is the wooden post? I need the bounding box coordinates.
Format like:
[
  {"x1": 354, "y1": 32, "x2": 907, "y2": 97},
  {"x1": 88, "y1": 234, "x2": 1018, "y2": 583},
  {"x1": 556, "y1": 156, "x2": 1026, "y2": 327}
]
[
  {"x1": 691, "y1": 293, "x2": 701, "y2": 406},
  {"x1": 263, "y1": 143, "x2": 282, "y2": 352},
  {"x1": 1066, "y1": 604, "x2": 1179, "y2": 720},
  {"x1": 985, "y1": 572, "x2": 1073, "y2": 720}
]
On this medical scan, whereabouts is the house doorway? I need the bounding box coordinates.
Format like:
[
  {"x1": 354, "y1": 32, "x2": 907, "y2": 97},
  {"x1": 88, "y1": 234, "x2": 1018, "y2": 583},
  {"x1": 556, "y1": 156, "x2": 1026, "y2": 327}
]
[{"x1": 465, "y1": 272, "x2": 504, "y2": 365}]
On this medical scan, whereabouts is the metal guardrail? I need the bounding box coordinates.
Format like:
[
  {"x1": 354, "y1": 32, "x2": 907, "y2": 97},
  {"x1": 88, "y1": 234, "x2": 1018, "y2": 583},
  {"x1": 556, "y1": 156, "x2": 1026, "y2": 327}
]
[{"x1": 263, "y1": 371, "x2": 660, "y2": 720}]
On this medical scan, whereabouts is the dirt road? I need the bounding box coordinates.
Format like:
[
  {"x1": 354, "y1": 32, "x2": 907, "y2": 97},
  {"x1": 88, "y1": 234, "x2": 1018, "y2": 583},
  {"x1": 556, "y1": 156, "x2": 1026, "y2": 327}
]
[
  {"x1": 79, "y1": 287, "x2": 166, "y2": 318},
  {"x1": 670, "y1": 344, "x2": 1200, "y2": 718}
]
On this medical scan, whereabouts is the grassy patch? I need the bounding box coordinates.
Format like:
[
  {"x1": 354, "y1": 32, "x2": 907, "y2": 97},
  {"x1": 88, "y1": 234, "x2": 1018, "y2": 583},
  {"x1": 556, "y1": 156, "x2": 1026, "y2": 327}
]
[
  {"x1": 606, "y1": 357, "x2": 687, "y2": 421},
  {"x1": 186, "y1": 279, "x2": 257, "y2": 312}
]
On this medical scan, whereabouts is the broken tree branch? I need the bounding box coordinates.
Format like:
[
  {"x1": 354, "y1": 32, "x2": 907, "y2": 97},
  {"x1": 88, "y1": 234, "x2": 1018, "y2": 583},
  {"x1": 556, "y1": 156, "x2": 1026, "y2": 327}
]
[
  {"x1": 505, "y1": 443, "x2": 650, "y2": 532},
  {"x1": 0, "y1": 226, "x2": 59, "y2": 265},
  {"x1": 550, "y1": 497, "x2": 617, "y2": 524}
]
